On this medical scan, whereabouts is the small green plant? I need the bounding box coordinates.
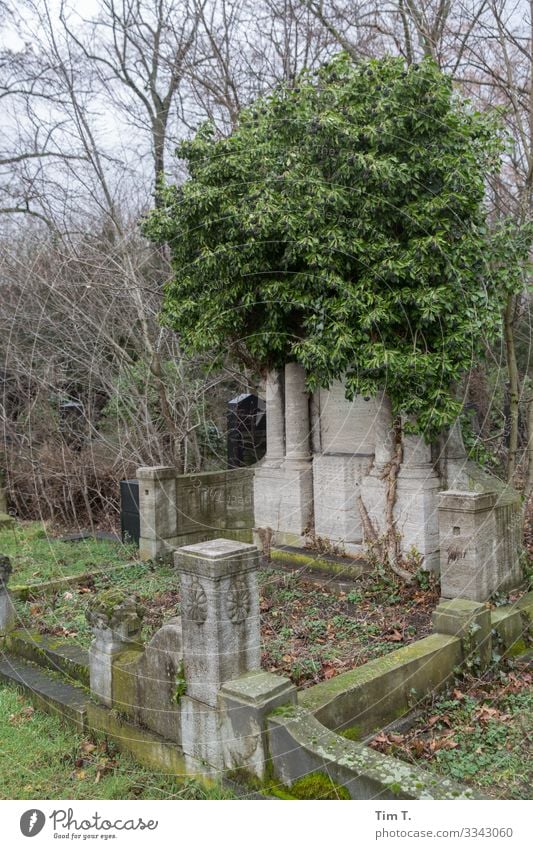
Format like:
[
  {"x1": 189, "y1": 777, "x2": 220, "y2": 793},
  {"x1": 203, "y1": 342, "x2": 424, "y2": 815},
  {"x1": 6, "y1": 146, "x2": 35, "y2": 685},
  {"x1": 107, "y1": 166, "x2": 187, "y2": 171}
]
[
  {"x1": 290, "y1": 772, "x2": 350, "y2": 800},
  {"x1": 173, "y1": 661, "x2": 187, "y2": 704}
]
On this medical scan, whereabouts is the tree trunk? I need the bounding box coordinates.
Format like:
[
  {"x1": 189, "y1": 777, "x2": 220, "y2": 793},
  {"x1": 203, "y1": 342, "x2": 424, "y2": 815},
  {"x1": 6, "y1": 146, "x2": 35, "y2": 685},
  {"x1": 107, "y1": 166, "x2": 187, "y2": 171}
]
[{"x1": 503, "y1": 293, "x2": 519, "y2": 483}]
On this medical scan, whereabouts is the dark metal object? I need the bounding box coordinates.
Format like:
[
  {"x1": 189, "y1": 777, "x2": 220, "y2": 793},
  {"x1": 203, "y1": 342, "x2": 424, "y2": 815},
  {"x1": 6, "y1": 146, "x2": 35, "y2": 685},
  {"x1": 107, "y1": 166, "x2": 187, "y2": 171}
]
[
  {"x1": 227, "y1": 393, "x2": 266, "y2": 468},
  {"x1": 120, "y1": 479, "x2": 140, "y2": 545}
]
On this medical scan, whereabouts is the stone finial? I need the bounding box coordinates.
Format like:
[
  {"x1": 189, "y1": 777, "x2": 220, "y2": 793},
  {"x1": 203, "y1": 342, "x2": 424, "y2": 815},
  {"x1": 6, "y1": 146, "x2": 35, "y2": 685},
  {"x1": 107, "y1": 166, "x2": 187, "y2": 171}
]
[
  {"x1": 87, "y1": 589, "x2": 144, "y2": 648},
  {"x1": 0, "y1": 555, "x2": 12, "y2": 590}
]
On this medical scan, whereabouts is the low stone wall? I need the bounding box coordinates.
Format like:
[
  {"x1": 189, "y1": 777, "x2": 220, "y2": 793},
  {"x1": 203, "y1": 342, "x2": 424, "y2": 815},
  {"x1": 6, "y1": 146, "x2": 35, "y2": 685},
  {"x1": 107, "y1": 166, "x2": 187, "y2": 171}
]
[{"x1": 137, "y1": 466, "x2": 254, "y2": 560}]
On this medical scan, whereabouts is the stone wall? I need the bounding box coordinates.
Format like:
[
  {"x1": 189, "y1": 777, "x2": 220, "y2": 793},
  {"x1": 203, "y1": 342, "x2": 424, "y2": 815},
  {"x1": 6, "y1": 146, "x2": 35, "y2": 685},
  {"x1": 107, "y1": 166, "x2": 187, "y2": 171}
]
[{"x1": 137, "y1": 466, "x2": 254, "y2": 560}]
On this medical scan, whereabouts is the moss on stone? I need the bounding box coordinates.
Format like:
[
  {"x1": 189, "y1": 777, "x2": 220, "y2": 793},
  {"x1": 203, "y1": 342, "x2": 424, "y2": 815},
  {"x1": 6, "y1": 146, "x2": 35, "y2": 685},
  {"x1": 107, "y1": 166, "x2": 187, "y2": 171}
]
[
  {"x1": 290, "y1": 772, "x2": 350, "y2": 800},
  {"x1": 339, "y1": 725, "x2": 362, "y2": 741}
]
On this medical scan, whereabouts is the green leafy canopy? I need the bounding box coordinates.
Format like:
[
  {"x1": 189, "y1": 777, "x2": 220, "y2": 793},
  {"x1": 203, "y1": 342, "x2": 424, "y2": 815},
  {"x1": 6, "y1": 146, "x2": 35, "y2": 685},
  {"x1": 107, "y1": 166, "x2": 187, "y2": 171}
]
[{"x1": 143, "y1": 53, "x2": 531, "y2": 437}]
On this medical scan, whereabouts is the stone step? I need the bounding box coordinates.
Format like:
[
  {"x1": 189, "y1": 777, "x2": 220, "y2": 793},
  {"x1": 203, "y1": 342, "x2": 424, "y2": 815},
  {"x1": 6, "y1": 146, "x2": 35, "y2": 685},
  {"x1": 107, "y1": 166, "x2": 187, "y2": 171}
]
[
  {"x1": 7, "y1": 630, "x2": 89, "y2": 685},
  {"x1": 0, "y1": 653, "x2": 88, "y2": 729}
]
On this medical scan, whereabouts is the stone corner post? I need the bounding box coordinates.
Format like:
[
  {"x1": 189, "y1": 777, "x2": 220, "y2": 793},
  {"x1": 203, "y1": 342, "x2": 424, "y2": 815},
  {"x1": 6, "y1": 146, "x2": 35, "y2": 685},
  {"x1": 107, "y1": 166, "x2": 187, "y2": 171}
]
[
  {"x1": 0, "y1": 555, "x2": 15, "y2": 636},
  {"x1": 175, "y1": 538, "x2": 295, "y2": 776},
  {"x1": 86, "y1": 592, "x2": 144, "y2": 706},
  {"x1": 136, "y1": 466, "x2": 178, "y2": 560},
  {"x1": 438, "y1": 490, "x2": 498, "y2": 602}
]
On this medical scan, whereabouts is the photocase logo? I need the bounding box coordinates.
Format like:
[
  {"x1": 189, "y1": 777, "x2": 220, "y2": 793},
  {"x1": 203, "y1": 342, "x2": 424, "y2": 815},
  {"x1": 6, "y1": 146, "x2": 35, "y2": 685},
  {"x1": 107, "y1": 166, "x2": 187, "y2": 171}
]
[{"x1": 20, "y1": 810, "x2": 46, "y2": 838}]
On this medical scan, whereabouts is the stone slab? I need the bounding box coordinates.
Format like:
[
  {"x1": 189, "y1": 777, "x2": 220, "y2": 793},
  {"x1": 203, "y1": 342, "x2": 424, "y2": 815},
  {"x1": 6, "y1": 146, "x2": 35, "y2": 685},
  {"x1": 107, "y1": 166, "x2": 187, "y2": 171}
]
[
  {"x1": 7, "y1": 630, "x2": 89, "y2": 684},
  {"x1": 0, "y1": 654, "x2": 88, "y2": 729}
]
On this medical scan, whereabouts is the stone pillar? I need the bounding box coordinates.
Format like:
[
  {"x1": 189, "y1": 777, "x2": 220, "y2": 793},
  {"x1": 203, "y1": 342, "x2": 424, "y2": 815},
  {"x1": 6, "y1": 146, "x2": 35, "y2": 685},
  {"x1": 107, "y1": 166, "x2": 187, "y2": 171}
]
[
  {"x1": 264, "y1": 369, "x2": 285, "y2": 467},
  {"x1": 284, "y1": 362, "x2": 311, "y2": 462},
  {"x1": 394, "y1": 420, "x2": 441, "y2": 572},
  {"x1": 433, "y1": 598, "x2": 491, "y2": 671},
  {"x1": 444, "y1": 420, "x2": 469, "y2": 489},
  {"x1": 86, "y1": 591, "x2": 144, "y2": 706},
  {"x1": 137, "y1": 466, "x2": 178, "y2": 560},
  {"x1": 373, "y1": 391, "x2": 395, "y2": 467},
  {"x1": 0, "y1": 555, "x2": 15, "y2": 636},
  {"x1": 176, "y1": 539, "x2": 260, "y2": 706},
  {"x1": 175, "y1": 538, "x2": 295, "y2": 775},
  {"x1": 438, "y1": 490, "x2": 499, "y2": 601}
]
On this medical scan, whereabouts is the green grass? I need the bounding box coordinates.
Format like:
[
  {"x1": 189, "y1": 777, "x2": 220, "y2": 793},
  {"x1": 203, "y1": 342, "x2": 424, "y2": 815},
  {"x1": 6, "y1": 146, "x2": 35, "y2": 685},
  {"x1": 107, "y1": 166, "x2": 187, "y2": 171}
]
[
  {"x1": 0, "y1": 521, "x2": 139, "y2": 585},
  {"x1": 0, "y1": 685, "x2": 231, "y2": 800}
]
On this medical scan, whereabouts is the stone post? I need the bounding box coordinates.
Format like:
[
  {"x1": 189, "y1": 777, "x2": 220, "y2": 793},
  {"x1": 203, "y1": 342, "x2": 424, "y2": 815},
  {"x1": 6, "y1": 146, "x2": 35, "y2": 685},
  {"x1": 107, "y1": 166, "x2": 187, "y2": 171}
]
[
  {"x1": 137, "y1": 466, "x2": 178, "y2": 560},
  {"x1": 394, "y1": 419, "x2": 441, "y2": 572},
  {"x1": 0, "y1": 555, "x2": 15, "y2": 636},
  {"x1": 433, "y1": 598, "x2": 491, "y2": 671},
  {"x1": 284, "y1": 362, "x2": 311, "y2": 462},
  {"x1": 86, "y1": 591, "x2": 144, "y2": 706},
  {"x1": 438, "y1": 490, "x2": 498, "y2": 601},
  {"x1": 264, "y1": 369, "x2": 285, "y2": 467},
  {"x1": 175, "y1": 538, "x2": 295, "y2": 775}
]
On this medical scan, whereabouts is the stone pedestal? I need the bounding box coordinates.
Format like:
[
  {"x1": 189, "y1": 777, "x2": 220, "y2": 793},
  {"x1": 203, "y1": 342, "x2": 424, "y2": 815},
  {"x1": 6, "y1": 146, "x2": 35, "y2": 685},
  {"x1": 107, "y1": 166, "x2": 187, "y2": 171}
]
[
  {"x1": 137, "y1": 466, "x2": 178, "y2": 560},
  {"x1": 438, "y1": 490, "x2": 503, "y2": 601},
  {"x1": 176, "y1": 538, "x2": 263, "y2": 770},
  {"x1": 0, "y1": 556, "x2": 15, "y2": 636},
  {"x1": 312, "y1": 454, "x2": 372, "y2": 548},
  {"x1": 395, "y1": 431, "x2": 441, "y2": 572},
  {"x1": 220, "y1": 670, "x2": 296, "y2": 780},
  {"x1": 264, "y1": 369, "x2": 284, "y2": 467},
  {"x1": 433, "y1": 598, "x2": 491, "y2": 670},
  {"x1": 87, "y1": 592, "x2": 144, "y2": 706}
]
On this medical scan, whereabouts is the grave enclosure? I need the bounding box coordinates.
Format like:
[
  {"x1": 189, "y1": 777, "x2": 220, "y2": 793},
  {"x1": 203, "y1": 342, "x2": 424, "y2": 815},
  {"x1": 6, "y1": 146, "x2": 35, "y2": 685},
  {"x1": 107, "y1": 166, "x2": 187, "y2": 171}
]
[{"x1": 0, "y1": 380, "x2": 529, "y2": 798}]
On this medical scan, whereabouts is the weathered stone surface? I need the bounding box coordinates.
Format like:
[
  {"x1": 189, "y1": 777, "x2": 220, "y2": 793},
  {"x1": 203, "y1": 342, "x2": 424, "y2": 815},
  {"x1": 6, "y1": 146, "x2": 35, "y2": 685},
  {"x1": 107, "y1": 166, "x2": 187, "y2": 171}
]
[
  {"x1": 7, "y1": 630, "x2": 89, "y2": 684},
  {"x1": 432, "y1": 598, "x2": 491, "y2": 670},
  {"x1": 438, "y1": 489, "x2": 522, "y2": 601},
  {"x1": 112, "y1": 620, "x2": 184, "y2": 744},
  {"x1": 220, "y1": 670, "x2": 296, "y2": 780},
  {"x1": 87, "y1": 590, "x2": 144, "y2": 707},
  {"x1": 0, "y1": 555, "x2": 15, "y2": 635},
  {"x1": 317, "y1": 382, "x2": 376, "y2": 455},
  {"x1": 267, "y1": 707, "x2": 477, "y2": 799},
  {"x1": 312, "y1": 454, "x2": 372, "y2": 547},
  {"x1": 137, "y1": 465, "x2": 178, "y2": 560},
  {"x1": 0, "y1": 654, "x2": 88, "y2": 729},
  {"x1": 490, "y1": 607, "x2": 526, "y2": 656},
  {"x1": 264, "y1": 369, "x2": 284, "y2": 465},
  {"x1": 175, "y1": 539, "x2": 260, "y2": 708}
]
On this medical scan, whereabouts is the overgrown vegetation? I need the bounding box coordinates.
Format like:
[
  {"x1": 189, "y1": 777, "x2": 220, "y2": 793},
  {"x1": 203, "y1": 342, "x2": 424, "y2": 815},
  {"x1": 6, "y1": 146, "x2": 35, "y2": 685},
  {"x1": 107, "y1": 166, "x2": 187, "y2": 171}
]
[{"x1": 369, "y1": 663, "x2": 533, "y2": 799}]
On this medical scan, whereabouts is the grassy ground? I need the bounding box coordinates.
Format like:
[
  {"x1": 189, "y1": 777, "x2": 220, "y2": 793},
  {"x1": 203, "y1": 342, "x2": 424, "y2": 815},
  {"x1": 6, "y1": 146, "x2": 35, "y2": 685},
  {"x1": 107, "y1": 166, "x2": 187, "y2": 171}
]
[
  {"x1": 1, "y1": 521, "x2": 139, "y2": 585},
  {"x1": 0, "y1": 685, "x2": 231, "y2": 800},
  {"x1": 369, "y1": 660, "x2": 533, "y2": 799}
]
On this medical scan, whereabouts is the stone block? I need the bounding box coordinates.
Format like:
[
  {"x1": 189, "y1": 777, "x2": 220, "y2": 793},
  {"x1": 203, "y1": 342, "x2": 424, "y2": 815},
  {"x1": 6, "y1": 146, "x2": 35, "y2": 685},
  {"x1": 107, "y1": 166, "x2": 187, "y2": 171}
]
[
  {"x1": 137, "y1": 465, "x2": 178, "y2": 560},
  {"x1": 254, "y1": 462, "x2": 313, "y2": 542},
  {"x1": 490, "y1": 607, "x2": 527, "y2": 657},
  {"x1": 432, "y1": 598, "x2": 491, "y2": 670},
  {"x1": 317, "y1": 383, "x2": 376, "y2": 455},
  {"x1": 175, "y1": 539, "x2": 261, "y2": 707},
  {"x1": 312, "y1": 454, "x2": 372, "y2": 545},
  {"x1": 220, "y1": 670, "x2": 296, "y2": 780}
]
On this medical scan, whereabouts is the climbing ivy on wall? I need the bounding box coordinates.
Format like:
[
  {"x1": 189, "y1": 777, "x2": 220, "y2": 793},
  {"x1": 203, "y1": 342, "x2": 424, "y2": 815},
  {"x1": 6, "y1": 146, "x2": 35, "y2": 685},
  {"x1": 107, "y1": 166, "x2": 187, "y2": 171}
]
[{"x1": 144, "y1": 53, "x2": 530, "y2": 438}]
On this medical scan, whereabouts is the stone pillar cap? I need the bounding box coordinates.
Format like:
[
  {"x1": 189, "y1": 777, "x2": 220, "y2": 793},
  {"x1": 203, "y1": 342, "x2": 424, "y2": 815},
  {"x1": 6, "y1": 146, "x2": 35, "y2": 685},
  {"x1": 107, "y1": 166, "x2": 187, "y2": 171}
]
[
  {"x1": 136, "y1": 465, "x2": 176, "y2": 480},
  {"x1": 438, "y1": 490, "x2": 497, "y2": 511},
  {"x1": 175, "y1": 538, "x2": 259, "y2": 578}
]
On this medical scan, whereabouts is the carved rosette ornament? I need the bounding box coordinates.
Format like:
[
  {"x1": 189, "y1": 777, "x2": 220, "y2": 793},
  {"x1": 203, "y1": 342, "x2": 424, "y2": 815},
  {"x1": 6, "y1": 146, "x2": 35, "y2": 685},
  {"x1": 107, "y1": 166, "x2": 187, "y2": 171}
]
[
  {"x1": 226, "y1": 577, "x2": 251, "y2": 624},
  {"x1": 184, "y1": 576, "x2": 208, "y2": 624}
]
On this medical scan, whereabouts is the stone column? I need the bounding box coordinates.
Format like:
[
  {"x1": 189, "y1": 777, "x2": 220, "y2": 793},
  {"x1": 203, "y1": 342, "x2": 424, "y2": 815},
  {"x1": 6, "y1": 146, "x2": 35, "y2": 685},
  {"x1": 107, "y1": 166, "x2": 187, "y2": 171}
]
[
  {"x1": 175, "y1": 538, "x2": 295, "y2": 775},
  {"x1": 438, "y1": 490, "x2": 498, "y2": 601},
  {"x1": 264, "y1": 369, "x2": 285, "y2": 467},
  {"x1": 373, "y1": 391, "x2": 395, "y2": 467},
  {"x1": 284, "y1": 362, "x2": 311, "y2": 462},
  {"x1": 86, "y1": 591, "x2": 144, "y2": 706},
  {"x1": 137, "y1": 466, "x2": 177, "y2": 560},
  {"x1": 176, "y1": 538, "x2": 260, "y2": 706},
  {"x1": 0, "y1": 555, "x2": 15, "y2": 636},
  {"x1": 395, "y1": 418, "x2": 441, "y2": 572}
]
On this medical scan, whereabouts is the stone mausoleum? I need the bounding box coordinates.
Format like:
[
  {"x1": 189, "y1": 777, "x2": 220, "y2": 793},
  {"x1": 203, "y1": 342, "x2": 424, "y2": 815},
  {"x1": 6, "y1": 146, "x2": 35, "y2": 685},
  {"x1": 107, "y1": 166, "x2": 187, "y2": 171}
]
[{"x1": 253, "y1": 363, "x2": 523, "y2": 598}]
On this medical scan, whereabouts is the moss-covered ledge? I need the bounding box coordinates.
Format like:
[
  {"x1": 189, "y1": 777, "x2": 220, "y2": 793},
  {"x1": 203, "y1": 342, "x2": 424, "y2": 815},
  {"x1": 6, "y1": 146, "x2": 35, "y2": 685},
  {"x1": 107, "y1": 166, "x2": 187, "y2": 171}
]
[
  {"x1": 299, "y1": 633, "x2": 462, "y2": 738},
  {"x1": 267, "y1": 706, "x2": 477, "y2": 800}
]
